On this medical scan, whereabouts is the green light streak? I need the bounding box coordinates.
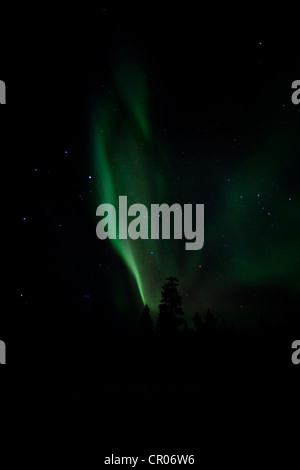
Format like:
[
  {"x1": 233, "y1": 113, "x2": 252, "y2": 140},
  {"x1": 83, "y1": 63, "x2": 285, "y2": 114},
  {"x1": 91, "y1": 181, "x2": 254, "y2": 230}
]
[
  {"x1": 92, "y1": 62, "x2": 151, "y2": 306},
  {"x1": 93, "y1": 123, "x2": 146, "y2": 305},
  {"x1": 91, "y1": 59, "x2": 300, "y2": 319}
]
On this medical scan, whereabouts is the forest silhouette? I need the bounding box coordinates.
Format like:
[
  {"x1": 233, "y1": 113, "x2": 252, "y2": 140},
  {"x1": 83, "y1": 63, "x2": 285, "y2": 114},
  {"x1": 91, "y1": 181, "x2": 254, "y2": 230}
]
[
  {"x1": 21, "y1": 275, "x2": 296, "y2": 399},
  {"x1": 12, "y1": 275, "x2": 300, "y2": 453}
]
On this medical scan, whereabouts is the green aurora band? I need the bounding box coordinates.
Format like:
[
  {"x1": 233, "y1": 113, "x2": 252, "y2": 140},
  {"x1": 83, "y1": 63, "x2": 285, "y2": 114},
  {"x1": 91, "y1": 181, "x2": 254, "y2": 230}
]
[
  {"x1": 92, "y1": 61, "x2": 300, "y2": 320},
  {"x1": 92, "y1": 61, "x2": 194, "y2": 310}
]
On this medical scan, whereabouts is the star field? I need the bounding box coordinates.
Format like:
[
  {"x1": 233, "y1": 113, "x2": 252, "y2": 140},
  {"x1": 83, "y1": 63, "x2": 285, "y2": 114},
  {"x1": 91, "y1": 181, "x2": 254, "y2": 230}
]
[{"x1": 15, "y1": 9, "x2": 300, "y2": 330}]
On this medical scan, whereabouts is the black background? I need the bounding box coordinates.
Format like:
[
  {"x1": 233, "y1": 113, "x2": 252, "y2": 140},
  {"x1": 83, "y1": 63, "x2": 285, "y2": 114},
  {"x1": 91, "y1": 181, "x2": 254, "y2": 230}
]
[{"x1": 1, "y1": 5, "x2": 300, "y2": 466}]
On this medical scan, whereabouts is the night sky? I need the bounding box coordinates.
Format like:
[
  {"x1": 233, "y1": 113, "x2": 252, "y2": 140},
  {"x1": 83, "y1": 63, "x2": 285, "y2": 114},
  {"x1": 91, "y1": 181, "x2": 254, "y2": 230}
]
[
  {"x1": 2, "y1": 7, "x2": 300, "y2": 464},
  {"x1": 12, "y1": 7, "x2": 300, "y2": 332}
]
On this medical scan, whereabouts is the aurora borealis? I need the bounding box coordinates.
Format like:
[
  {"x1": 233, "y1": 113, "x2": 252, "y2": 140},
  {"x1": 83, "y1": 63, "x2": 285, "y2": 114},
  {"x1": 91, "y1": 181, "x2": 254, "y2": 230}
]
[
  {"x1": 92, "y1": 54, "x2": 300, "y2": 325},
  {"x1": 93, "y1": 61, "x2": 207, "y2": 310},
  {"x1": 9, "y1": 7, "x2": 300, "y2": 463},
  {"x1": 15, "y1": 7, "x2": 300, "y2": 331}
]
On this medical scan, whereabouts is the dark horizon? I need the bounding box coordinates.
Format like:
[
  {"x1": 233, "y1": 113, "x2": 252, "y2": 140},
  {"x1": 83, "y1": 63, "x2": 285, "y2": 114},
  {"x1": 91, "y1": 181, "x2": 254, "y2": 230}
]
[{"x1": 2, "y1": 6, "x2": 300, "y2": 462}]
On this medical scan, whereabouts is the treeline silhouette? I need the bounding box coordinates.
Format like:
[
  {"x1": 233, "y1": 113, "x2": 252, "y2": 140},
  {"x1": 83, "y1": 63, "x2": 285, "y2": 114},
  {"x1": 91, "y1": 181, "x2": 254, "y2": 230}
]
[
  {"x1": 13, "y1": 276, "x2": 299, "y2": 453},
  {"x1": 25, "y1": 275, "x2": 296, "y2": 399},
  {"x1": 132, "y1": 277, "x2": 298, "y2": 388},
  {"x1": 11, "y1": 275, "x2": 299, "y2": 404}
]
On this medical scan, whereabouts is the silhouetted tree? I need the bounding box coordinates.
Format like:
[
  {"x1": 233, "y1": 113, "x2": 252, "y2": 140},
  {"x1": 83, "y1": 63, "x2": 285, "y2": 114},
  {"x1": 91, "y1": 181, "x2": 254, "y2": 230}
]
[
  {"x1": 156, "y1": 277, "x2": 184, "y2": 335},
  {"x1": 137, "y1": 304, "x2": 153, "y2": 337}
]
